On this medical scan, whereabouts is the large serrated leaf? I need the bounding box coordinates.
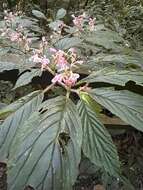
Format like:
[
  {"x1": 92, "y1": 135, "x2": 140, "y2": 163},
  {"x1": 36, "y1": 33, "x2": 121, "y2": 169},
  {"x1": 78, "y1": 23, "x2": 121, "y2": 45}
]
[
  {"x1": 55, "y1": 37, "x2": 82, "y2": 50},
  {"x1": 0, "y1": 53, "x2": 36, "y2": 72},
  {"x1": 7, "y1": 96, "x2": 82, "y2": 190},
  {"x1": 0, "y1": 90, "x2": 43, "y2": 160},
  {"x1": 0, "y1": 91, "x2": 42, "y2": 119},
  {"x1": 88, "y1": 53, "x2": 143, "y2": 69},
  {"x1": 83, "y1": 68, "x2": 143, "y2": 86},
  {"x1": 77, "y1": 99, "x2": 120, "y2": 177},
  {"x1": 0, "y1": 61, "x2": 20, "y2": 72},
  {"x1": 14, "y1": 69, "x2": 42, "y2": 89},
  {"x1": 90, "y1": 88, "x2": 143, "y2": 132},
  {"x1": 84, "y1": 29, "x2": 124, "y2": 50}
]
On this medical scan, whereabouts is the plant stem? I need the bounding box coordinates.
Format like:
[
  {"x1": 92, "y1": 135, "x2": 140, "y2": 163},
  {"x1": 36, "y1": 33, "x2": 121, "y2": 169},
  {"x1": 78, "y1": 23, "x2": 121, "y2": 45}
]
[
  {"x1": 46, "y1": 66, "x2": 55, "y2": 75},
  {"x1": 43, "y1": 83, "x2": 55, "y2": 93},
  {"x1": 70, "y1": 89, "x2": 79, "y2": 95},
  {"x1": 66, "y1": 90, "x2": 70, "y2": 99}
]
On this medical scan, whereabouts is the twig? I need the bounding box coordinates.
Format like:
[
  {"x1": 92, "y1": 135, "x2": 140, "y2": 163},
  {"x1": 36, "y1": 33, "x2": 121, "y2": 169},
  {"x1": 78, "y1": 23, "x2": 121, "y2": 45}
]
[{"x1": 43, "y1": 83, "x2": 55, "y2": 93}]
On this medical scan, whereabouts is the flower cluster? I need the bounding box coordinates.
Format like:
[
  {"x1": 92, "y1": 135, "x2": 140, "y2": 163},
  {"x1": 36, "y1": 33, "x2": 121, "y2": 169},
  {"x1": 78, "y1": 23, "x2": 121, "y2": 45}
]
[
  {"x1": 30, "y1": 37, "x2": 50, "y2": 70},
  {"x1": 72, "y1": 13, "x2": 96, "y2": 32},
  {"x1": 31, "y1": 46, "x2": 83, "y2": 87},
  {"x1": 31, "y1": 53, "x2": 50, "y2": 70},
  {"x1": 0, "y1": 11, "x2": 31, "y2": 51},
  {"x1": 52, "y1": 71, "x2": 80, "y2": 87},
  {"x1": 49, "y1": 12, "x2": 95, "y2": 36},
  {"x1": 51, "y1": 48, "x2": 83, "y2": 87},
  {"x1": 88, "y1": 18, "x2": 96, "y2": 31},
  {"x1": 1, "y1": 10, "x2": 95, "y2": 89},
  {"x1": 72, "y1": 13, "x2": 86, "y2": 31},
  {"x1": 51, "y1": 48, "x2": 82, "y2": 70}
]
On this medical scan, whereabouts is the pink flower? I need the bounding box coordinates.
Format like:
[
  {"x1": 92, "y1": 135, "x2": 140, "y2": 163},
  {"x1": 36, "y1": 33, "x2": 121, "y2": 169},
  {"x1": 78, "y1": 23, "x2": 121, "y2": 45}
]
[
  {"x1": 54, "y1": 50, "x2": 69, "y2": 71},
  {"x1": 41, "y1": 36, "x2": 48, "y2": 46},
  {"x1": 52, "y1": 71, "x2": 80, "y2": 87},
  {"x1": 52, "y1": 73, "x2": 63, "y2": 84},
  {"x1": 31, "y1": 54, "x2": 42, "y2": 63},
  {"x1": 9, "y1": 32, "x2": 21, "y2": 42},
  {"x1": 89, "y1": 18, "x2": 95, "y2": 31},
  {"x1": 63, "y1": 72, "x2": 80, "y2": 87},
  {"x1": 72, "y1": 13, "x2": 86, "y2": 31},
  {"x1": 41, "y1": 57, "x2": 50, "y2": 65},
  {"x1": 49, "y1": 48, "x2": 57, "y2": 53},
  {"x1": 68, "y1": 48, "x2": 84, "y2": 66},
  {"x1": 41, "y1": 56, "x2": 50, "y2": 70},
  {"x1": 31, "y1": 53, "x2": 49, "y2": 70},
  {"x1": 56, "y1": 56, "x2": 69, "y2": 71},
  {"x1": 55, "y1": 50, "x2": 65, "y2": 57},
  {"x1": 51, "y1": 49, "x2": 83, "y2": 70}
]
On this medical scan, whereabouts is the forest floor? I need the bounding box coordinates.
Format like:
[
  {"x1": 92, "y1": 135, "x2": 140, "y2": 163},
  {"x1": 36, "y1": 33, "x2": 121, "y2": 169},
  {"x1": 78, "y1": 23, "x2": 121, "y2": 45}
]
[{"x1": 74, "y1": 131, "x2": 143, "y2": 190}]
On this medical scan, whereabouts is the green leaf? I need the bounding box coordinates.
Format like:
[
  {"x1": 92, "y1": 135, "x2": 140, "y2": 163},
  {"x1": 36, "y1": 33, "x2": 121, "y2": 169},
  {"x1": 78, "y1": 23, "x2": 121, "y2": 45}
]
[
  {"x1": 0, "y1": 53, "x2": 36, "y2": 73},
  {"x1": 83, "y1": 68, "x2": 143, "y2": 86},
  {"x1": 78, "y1": 99, "x2": 120, "y2": 176},
  {"x1": 88, "y1": 53, "x2": 143, "y2": 69},
  {"x1": 0, "y1": 102, "x2": 7, "y2": 109},
  {"x1": 14, "y1": 69, "x2": 42, "y2": 89},
  {"x1": 79, "y1": 92, "x2": 102, "y2": 115},
  {"x1": 55, "y1": 37, "x2": 82, "y2": 50},
  {"x1": 0, "y1": 61, "x2": 20, "y2": 72},
  {"x1": 7, "y1": 96, "x2": 82, "y2": 190},
  {"x1": 0, "y1": 91, "x2": 41, "y2": 119},
  {"x1": 32, "y1": 10, "x2": 47, "y2": 20},
  {"x1": 0, "y1": 90, "x2": 43, "y2": 160},
  {"x1": 84, "y1": 29, "x2": 124, "y2": 50},
  {"x1": 90, "y1": 88, "x2": 143, "y2": 132},
  {"x1": 56, "y1": 8, "x2": 67, "y2": 20}
]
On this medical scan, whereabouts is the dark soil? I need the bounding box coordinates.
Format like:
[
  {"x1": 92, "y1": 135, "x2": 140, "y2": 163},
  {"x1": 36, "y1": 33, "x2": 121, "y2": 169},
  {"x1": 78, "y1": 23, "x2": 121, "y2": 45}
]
[{"x1": 0, "y1": 163, "x2": 7, "y2": 190}]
